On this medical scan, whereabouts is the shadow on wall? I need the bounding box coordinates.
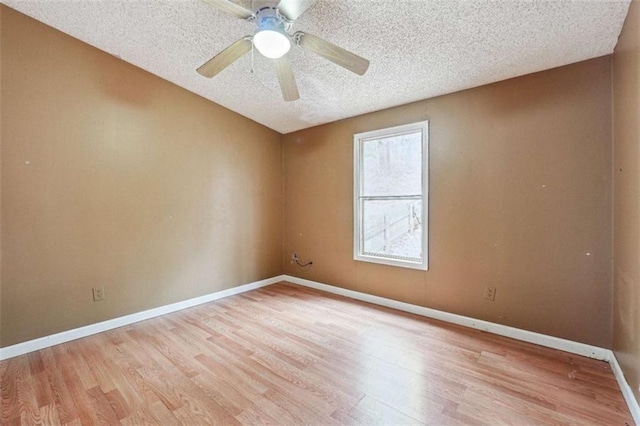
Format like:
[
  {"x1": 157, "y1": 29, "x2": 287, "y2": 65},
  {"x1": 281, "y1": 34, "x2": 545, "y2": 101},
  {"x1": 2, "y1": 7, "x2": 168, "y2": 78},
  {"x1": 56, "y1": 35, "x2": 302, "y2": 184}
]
[{"x1": 91, "y1": 50, "x2": 159, "y2": 106}]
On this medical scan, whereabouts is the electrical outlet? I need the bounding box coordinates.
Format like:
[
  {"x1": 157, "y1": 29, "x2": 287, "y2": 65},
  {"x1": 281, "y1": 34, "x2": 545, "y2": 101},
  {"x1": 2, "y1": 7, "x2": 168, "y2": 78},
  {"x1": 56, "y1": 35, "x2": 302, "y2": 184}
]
[
  {"x1": 92, "y1": 287, "x2": 105, "y2": 302},
  {"x1": 484, "y1": 286, "x2": 496, "y2": 301}
]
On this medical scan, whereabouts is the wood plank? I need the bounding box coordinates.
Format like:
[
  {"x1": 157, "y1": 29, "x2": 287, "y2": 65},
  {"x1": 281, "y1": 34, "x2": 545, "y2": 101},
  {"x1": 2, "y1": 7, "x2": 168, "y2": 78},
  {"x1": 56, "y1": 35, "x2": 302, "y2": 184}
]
[
  {"x1": 38, "y1": 348, "x2": 81, "y2": 424},
  {"x1": 331, "y1": 395, "x2": 425, "y2": 425}
]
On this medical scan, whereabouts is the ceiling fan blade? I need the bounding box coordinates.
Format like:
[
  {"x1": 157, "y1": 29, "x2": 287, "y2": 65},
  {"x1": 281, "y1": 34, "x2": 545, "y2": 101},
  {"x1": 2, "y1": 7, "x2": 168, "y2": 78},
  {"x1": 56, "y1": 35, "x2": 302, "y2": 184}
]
[
  {"x1": 201, "y1": 0, "x2": 253, "y2": 19},
  {"x1": 275, "y1": 57, "x2": 300, "y2": 102},
  {"x1": 197, "y1": 37, "x2": 252, "y2": 78},
  {"x1": 277, "y1": 0, "x2": 317, "y2": 21},
  {"x1": 294, "y1": 32, "x2": 369, "y2": 76}
]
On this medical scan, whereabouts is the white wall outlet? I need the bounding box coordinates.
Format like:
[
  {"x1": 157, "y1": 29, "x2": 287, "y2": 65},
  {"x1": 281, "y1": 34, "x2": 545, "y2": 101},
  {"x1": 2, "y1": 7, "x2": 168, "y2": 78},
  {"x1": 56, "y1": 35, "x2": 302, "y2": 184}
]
[
  {"x1": 92, "y1": 287, "x2": 105, "y2": 302},
  {"x1": 484, "y1": 286, "x2": 496, "y2": 301}
]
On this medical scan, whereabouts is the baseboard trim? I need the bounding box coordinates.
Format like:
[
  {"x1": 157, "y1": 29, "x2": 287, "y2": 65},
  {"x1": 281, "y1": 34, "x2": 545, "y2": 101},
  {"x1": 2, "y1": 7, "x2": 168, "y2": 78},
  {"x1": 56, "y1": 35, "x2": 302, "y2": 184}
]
[
  {"x1": 2, "y1": 273, "x2": 637, "y2": 424},
  {"x1": 609, "y1": 350, "x2": 640, "y2": 424},
  {"x1": 283, "y1": 275, "x2": 640, "y2": 423},
  {"x1": 283, "y1": 275, "x2": 609, "y2": 360},
  {"x1": 1, "y1": 274, "x2": 607, "y2": 362},
  {"x1": 0, "y1": 275, "x2": 286, "y2": 361}
]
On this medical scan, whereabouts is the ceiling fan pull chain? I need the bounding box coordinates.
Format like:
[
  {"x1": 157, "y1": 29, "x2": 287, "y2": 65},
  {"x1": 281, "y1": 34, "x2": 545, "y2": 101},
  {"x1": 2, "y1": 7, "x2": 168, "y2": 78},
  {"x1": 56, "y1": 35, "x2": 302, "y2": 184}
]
[{"x1": 250, "y1": 42, "x2": 255, "y2": 74}]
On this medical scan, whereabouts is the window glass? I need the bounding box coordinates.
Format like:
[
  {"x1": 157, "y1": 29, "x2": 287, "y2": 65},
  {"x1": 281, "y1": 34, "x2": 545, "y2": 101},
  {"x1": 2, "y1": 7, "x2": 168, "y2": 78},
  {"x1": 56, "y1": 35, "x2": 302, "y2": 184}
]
[{"x1": 362, "y1": 133, "x2": 422, "y2": 197}]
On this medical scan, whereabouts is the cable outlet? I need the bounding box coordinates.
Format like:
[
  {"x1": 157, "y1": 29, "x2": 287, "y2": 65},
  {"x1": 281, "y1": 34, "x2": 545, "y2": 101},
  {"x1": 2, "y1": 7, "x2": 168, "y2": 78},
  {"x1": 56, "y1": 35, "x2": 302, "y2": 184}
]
[
  {"x1": 291, "y1": 252, "x2": 313, "y2": 268},
  {"x1": 484, "y1": 286, "x2": 496, "y2": 301},
  {"x1": 93, "y1": 287, "x2": 105, "y2": 302}
]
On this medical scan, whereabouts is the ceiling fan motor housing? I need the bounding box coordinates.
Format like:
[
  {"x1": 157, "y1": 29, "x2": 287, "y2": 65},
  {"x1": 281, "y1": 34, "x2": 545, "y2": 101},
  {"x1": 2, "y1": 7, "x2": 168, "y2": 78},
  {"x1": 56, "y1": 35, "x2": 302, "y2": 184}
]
[{"x1": 253, "y1": 5, "x2": 291, "y2": 32}]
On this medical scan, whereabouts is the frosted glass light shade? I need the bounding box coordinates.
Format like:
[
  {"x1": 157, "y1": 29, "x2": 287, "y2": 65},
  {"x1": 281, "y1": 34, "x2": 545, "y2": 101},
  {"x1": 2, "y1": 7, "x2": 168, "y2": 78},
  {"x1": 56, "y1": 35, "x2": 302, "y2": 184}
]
[{"x1": 253, "y1": 29, "x2": 291, "y2": 59}]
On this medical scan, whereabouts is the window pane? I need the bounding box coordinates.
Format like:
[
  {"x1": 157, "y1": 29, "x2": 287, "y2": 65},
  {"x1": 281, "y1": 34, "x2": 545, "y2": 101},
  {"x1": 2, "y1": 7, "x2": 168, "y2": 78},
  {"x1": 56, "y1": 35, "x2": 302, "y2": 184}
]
[
  {"x1": 362, "y1": 199, "x2": 422, "y2": 261},
  {"x1": 362, "y1": 131, "x2": 422, "y2": 197}
]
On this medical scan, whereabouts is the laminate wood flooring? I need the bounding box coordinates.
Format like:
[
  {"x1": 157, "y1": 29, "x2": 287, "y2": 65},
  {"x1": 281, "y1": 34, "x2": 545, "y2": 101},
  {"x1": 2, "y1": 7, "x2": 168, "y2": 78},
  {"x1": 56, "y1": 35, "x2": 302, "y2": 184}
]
[{"x1": 0, "y1": 282, "x2": 634, "y2": 425}]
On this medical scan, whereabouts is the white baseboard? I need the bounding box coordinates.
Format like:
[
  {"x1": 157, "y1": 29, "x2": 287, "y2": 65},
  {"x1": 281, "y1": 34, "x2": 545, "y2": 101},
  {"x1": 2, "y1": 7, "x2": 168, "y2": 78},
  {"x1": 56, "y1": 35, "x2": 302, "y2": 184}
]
[
  {"x1": 1, "y1": 273, "x2": 637, "y2": 424},
  {"x1": 283, "y1": 275, "x2": 639, "y2": 424},
  {"x1": 1, "y1": 273, "x2": 607, "y2": 362},
  {"x1": 609, "y1": 350, "x2": 640, "y2": 424},
  {"x1": 0, "y1": 275, "x2": 286, "y2": 361},
  {"x1": 283, "y1": 275, "x2": 610, "y2": 360}
]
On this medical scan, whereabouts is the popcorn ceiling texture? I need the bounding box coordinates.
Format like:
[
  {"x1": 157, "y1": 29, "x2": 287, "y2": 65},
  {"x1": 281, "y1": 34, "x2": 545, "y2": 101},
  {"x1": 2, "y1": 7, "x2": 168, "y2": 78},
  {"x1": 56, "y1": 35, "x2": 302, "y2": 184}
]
[{"x1": 1, "y1": 0, "x2": 631, "y2": 134}]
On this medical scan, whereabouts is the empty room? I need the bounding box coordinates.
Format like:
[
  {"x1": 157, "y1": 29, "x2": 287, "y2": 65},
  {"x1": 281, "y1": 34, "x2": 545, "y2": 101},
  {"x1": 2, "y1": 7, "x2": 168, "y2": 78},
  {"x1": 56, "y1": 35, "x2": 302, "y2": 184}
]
[{"x1": 1, "y1": 0, "x2": 639, "y2": 424}]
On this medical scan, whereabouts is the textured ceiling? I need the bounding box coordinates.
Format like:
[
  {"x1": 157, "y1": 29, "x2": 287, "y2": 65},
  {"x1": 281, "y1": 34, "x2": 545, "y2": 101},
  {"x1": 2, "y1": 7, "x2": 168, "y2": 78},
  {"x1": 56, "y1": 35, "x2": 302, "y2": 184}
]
[{"x1": 1, "y1": 0, "x2": 631, "y2": 134}]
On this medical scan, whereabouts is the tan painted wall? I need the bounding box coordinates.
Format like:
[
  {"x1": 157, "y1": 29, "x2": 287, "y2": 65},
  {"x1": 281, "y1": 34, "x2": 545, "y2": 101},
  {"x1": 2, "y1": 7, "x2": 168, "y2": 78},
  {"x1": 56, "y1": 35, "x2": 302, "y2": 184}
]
[
  {"x1": 0, "y1": 6, "x2": 283, "y2": 347},
  {"x1": 283, "y1": 57, "x2": 613, "y2": 348},
  {"x1": 0, "y1": 6, "x2": 3, "y2": 346},
  {"x1": 613, "y1": 0, "x2": 640, "y2": 405}
]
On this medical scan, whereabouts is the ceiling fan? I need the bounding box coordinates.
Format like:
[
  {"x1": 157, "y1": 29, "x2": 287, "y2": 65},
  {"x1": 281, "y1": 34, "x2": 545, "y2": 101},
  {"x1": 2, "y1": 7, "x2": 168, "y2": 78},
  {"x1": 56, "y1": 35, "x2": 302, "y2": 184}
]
[{"x1": 197, "y1": 0, "x2": 370, "y2": 102}]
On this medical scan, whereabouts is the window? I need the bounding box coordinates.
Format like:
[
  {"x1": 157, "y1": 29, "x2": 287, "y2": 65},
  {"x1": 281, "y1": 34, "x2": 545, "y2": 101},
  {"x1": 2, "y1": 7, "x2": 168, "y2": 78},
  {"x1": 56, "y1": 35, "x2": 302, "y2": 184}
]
[{"x1": 353, "y1": 121, "x2": 428, "y2": 270}]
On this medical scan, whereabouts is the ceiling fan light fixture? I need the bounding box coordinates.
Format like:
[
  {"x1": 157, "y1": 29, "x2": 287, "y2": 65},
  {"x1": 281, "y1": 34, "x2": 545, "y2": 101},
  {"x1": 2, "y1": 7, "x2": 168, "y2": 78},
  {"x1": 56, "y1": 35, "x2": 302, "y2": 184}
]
[{"x1": 253, "y1": 28, "x2": 291, "y2": 59}]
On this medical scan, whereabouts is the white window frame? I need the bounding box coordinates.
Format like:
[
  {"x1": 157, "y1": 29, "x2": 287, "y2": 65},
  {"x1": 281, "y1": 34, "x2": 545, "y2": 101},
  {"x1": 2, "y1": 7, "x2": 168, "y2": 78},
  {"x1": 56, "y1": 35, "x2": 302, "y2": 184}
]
[{"x1": 353, "y1": 121, "x2": 429, "y2": 271}]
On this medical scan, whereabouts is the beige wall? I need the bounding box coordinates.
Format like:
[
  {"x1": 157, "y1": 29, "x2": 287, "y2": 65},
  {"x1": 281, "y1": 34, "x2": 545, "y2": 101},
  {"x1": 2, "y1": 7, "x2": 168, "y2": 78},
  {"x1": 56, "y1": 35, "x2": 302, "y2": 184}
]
[
  {"x1": 613, "y1": 0, "x2": 640, "y2": 405},
  {"x1": 0, "y1": 5, "x2": 4, "y2": 347},
  {"x1": 283, "y1": 57, "x2": 613, "y2": 348},
  {"x1": 0, "y1": 6, "x2": 3, "y2": 347},
  {"x1": 0, "y1": 6, "x2": 283, "y2": 347}
]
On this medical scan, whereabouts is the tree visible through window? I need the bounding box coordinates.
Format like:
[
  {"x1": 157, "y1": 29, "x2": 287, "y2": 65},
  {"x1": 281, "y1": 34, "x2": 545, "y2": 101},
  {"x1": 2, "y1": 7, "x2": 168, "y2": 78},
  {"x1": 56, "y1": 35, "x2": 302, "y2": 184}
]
[{"x1": 354, "y1": 121, "x2": 428, "y2": 270}]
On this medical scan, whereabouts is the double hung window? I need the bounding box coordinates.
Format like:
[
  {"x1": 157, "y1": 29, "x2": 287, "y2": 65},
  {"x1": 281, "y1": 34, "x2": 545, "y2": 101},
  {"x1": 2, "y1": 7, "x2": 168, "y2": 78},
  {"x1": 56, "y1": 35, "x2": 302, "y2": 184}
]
[{"x1": 353, "y1": 121, "x2": 429, "y2": 270}]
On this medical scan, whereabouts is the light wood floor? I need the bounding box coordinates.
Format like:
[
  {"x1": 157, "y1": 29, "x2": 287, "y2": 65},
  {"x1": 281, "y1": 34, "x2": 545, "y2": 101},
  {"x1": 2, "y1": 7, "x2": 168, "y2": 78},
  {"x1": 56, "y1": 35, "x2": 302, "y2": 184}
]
[{"x1": 0, "y1": 282, "x2": 634, "y2": 425}]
